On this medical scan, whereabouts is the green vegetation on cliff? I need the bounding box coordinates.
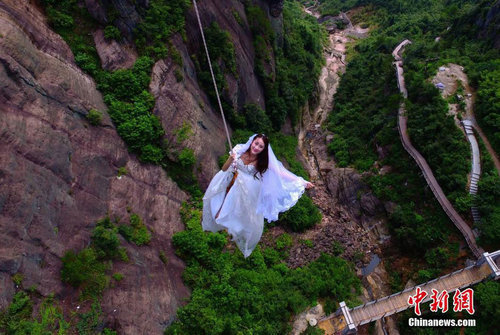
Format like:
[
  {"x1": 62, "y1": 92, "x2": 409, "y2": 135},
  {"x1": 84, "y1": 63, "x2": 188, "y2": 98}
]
[
  {"x1": 0, "y1": 291, "x2": 118, "y2": 335},
  {"x1": 475, "y1": 64, "x2": 500, "y2": 154},
  {"x1": 61, "y1": 215, "x2": 149, "y2": 299},
  {"x1": 165, "y1": 203, "x2": 358, "y2": 335},
  {"x1": 247, "y1": 0, "x2": 326, "y2": 130},
  {"x1": 41, "y1": 0, "x2": 201, "y2": 196},
  {"x1": 475, "y1": 133, "x2": 500, "y2": 249},
  {"x1": 195, "y1": 0, "x2": 325, "y2": 132},
  {"x1": 0, "y1": 292, "x2": 70, "y2": 334},
  {"x1": 323, "y1": 0, "x2": 499, "y2": 256}
]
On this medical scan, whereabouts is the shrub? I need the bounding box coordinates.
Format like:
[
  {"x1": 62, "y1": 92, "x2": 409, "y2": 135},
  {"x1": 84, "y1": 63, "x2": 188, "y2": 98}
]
[
  {"x1": 416, "y1": 269, "x2": 435, "y2": 283},
  {"x1": 275, "y1": 233, "x2": 293, "y2": 250},
  {"x1": 175, "y1": 122, "x2": 193, "y2": 143},
  {"x1": 104, "y1": 25, "x2": 121, "y2": 40},
  {"x1": 133, "y1": 0, "x2": 190, "y2": 59},
  {"x1": 117, "y1": 114, "x2": 164, "y2": 151},
  {"x1": 476, "y1": 66, "x2": 500, "y2": 154},
  {"x1": 204, "y1": 22, "x2": 237, "y2": 76},
  {"x1": 3, "y1": 291, "x2": 32, "y2": 321},
  {"x1": 92, "y1": 217, "x2": 120, "y2": 259},
  {"x1": 99, "y1": 57, "x2": 154, "y2": 100},
  {"x1": 169, "y1": 45, "x2": 183, "y2": 66},
  {"x1": 243, "y1": 104, "x2": 272, "y2": 134},
  {"x1": 0, "y1": 292, "x2": 69, "y2": 334},
  {"x1": 11, "y1": 273, "x2": 23, "y2": 286},
  {"x1": 304, "y1": 325, "x2": 325, "y2": 335},
  {"x1": 118, "y1": 247, "x2": 129, "y2": 262},
  {"x1": 112, "y1": 273, "x2": 124, "y2": 281},
  {"x1": 278, "y1": 195, "x2": 322, "y2": 232},
  {"x1": 60, "y1": 248, "x2": 109, "y2": 297},
  {"x1": 328, "y1": 135, "x2": 350, "y2": 167},
  {"x1": 86, "y1": 109, "x2": 103, "y2": 126},
  {"x1": 46, "y1": 8, "x2": 74, "y2": 28},
  {"x1": 332, "y1": 241, "x2": 344, "y2": 256},
  {"x1": 119, "y1": 213, "x2": 151, "y2": 246},
  {"x1": 92, "y1": 225, "x2": 120, "y2": 258},
  {"x1": 75, "y1": 53, "x2": 98, "y2": 74},
  {"x1": 178, "y1": 148, "x2": 196, "y2": 168},
  {"x1": 475, "y1": 281, "x2": 500, "y2": 327},
  {"x1": 117, "y1": 166, "x2": 127, "y2": 177},
  {"x1": 140, "y1": 144, "x2": 164, "y2": 164},
  {"x1": 301, "y1": 239, "x2": 314, "y2": 248},
  {"x1": 174, "y1": 69, "x2": 184, "y2": 82},
  {"x1": 159, "y1": 251, "x2": 168, "y2": 264},
  {"x1": 76, "y1": 301, "x2": 103, "y2": 335}
]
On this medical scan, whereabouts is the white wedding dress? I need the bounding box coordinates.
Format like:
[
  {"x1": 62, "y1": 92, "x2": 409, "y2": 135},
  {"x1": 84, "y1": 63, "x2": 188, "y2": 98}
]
[
  {"x1": 202, "y1": 135, "x2": 308, "y2": 258},
  {"x1": 202, "y1": 158, "x2": 264, "y2": 258}
]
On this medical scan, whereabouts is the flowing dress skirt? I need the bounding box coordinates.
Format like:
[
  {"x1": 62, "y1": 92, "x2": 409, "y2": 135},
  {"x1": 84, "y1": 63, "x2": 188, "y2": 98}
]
[{"x1": 202, "y1": 160, "x2": 263, "y2": 258}]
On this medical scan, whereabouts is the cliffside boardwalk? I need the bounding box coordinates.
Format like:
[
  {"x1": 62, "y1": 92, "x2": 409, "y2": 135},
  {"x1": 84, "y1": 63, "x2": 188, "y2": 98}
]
[
  {"x1": 392, "y1": 40, "x2": 484, "y2": 258},
  {"x1": 461, "y1": 120, "x2": 481, "y2": 223},
  {"x1": 318, "y1": 251, "x2": 500, "y2": 334},
  {"x1": 315, "y1": 40, "x2": 497, "y2": 334}
]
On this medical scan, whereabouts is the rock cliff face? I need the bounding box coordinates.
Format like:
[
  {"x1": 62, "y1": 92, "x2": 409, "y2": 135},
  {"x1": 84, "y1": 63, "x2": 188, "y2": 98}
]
[
  {"x1": 0, "y1": 0, "x2": 380, "y2": 333},
  {"x1": 0, "y1": 0, "x2": 189, "y2": 333},
  {"x1": 476, "y1": 0, "x2": 500, "y2": 49},
  {"x1": 171, "y1": 0, "x2": 271, "y2": 187},
  {"x1": 84, "y1": 0, "x2": 276, "y2": 188},
  {"x1": 0, "y1": 0, "x2": 286, "y2": 332}
]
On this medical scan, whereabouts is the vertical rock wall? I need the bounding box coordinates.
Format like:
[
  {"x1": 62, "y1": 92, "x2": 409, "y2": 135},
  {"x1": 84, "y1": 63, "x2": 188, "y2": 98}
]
[{"x1": 0, "y1": 1, "x2": 189, "y2": 333}]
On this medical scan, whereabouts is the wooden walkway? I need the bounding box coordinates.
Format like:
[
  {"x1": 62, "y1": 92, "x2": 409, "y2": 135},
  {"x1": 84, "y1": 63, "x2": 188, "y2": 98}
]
[
  {"x1": 462, "y1": 120, "x2": 482, "y2": 223},
  {"x1": 318, "y1": 250, "x2": 500, "y2": 334},
  {"x1": 392, "y1": 40, "x2": 484, "y2": 258},
  {"x1": 349, "y1": 262, "x2": 492, "y2": 326}
]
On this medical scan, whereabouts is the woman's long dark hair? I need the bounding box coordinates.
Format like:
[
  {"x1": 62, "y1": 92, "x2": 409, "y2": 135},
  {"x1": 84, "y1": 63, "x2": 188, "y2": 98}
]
[{"x1": 246, "y1": 134, "x2": 269, "y2": 179}]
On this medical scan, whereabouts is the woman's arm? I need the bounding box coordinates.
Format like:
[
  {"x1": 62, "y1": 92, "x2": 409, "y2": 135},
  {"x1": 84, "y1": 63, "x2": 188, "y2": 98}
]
[
  {"x1": 221, "y1": 152, "x2": 237, "y2": 171},
  {"x1": 269, "y1": 163, "x2": 314, "y2": 188}
]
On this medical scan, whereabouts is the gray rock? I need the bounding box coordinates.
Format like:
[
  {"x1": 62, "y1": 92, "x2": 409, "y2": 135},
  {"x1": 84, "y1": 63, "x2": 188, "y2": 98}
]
[
  {"x1": 0, "y1": 2, "x2": 189, "y2": 332},
  {"x1": 93, "y1": 29, "x2": 137, "y2": 71}
]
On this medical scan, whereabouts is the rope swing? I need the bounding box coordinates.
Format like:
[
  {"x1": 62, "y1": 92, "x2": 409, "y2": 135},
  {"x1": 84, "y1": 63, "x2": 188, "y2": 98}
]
[{"x1": 192, "y1": 0, "x2": 233, "y2": 151}]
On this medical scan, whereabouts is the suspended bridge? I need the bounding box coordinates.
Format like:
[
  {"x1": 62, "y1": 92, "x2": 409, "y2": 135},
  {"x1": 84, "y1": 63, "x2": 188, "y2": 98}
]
[
  {"x1": 317, "y1": 251, "x2": 500, "y2": 334},
  {"x1": 316, "y1": 40, "x2": 499, "y2": 334}
]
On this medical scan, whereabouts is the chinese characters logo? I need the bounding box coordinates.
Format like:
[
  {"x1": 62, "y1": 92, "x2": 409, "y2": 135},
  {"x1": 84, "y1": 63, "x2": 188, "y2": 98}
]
[{"x1": 407, "y1": 287, "x2": 474, "y2": 315}]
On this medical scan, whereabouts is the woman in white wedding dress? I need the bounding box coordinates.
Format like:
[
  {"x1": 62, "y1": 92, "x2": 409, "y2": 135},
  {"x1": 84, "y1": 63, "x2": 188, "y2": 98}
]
[{"x1": 202, "y1": 134, "x2": 314, "y2": 258}]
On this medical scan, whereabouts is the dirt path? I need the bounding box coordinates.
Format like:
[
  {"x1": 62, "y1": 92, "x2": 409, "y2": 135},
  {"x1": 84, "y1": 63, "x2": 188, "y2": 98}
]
[
  {"x1": 432, "y1": 64, "x2": 500, "y2": 177},
  {"x1": 298, "y1": 15, "x2": 368, "y2": 181},
  {"x1": 433, "y1": 64, "x2": 480, "y2": 195},
  {"x1": 472, "y1": 122, "x2": 500, "y2": 176},
  {"x1": 291, "y1": 10, "x2": 374, "y2": 256},
  {"x1": 290, "y1": 9, "x2": 397, "y2": 335}
]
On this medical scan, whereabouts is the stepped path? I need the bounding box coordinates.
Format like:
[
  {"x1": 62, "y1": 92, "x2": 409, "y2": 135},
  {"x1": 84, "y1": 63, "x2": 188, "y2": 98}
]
[
  {"x1": 462, "y1": 120, "x2": 481, "y2": 223},
  {"x1": 392, "y1": 40, "x2": 484, "y2": 258},
  {"x1": 432, "y1": 63, "x2": 500, "y2": 178}
]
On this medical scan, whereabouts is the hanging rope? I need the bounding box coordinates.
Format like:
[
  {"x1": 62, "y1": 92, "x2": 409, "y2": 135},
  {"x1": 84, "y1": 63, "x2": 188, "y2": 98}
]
[{"x1": 192, "y1": 0, "x2": 233, "y2": 151}]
